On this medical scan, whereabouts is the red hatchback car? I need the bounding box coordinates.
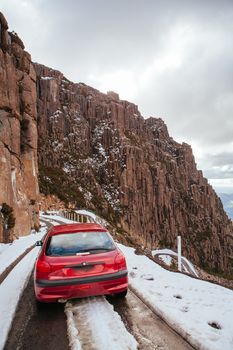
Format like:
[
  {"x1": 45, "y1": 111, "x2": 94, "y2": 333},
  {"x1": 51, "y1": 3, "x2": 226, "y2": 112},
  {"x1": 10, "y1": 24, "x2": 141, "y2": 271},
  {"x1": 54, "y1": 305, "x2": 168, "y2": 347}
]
[{"x1": 34, "y1": 223, "x2": 128, "y2": 303}]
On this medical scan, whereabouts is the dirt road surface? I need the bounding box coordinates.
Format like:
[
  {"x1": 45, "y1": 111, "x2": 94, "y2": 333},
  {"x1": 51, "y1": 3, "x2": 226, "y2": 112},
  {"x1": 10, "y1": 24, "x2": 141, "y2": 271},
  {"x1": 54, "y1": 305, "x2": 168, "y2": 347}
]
[
  {"x1": 108, "y1": 289, "x2": 195, "y2": 350},
  {"x1": 4, "y1": 273, "x2": 69, "y2": 350}
]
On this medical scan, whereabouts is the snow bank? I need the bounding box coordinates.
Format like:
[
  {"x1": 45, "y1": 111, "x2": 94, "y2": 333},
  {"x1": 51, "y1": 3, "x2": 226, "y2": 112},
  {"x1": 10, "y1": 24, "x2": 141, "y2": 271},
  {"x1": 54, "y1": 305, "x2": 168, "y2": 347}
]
[
  {"x1": 0, "y1": 243, "x2": 10, "y2": 255},
  {"x1": 65, "y1": 297, "x2": 138, "y2": 350},
  {"x1": 0, "y1": 247, "x2": 41, "y2": 349},
  {"x1": 121, "y1": 244, "x2": 233, "y2": 350},
  {"x1": 65, "y1": 306, "x2": 82, "y2": 350},
  {"x1": 158, "y1": 254, "x2": 172, "y2": 266},
  {"x1": 0, "y1": 227, "x2": 47, "y2": 276}
]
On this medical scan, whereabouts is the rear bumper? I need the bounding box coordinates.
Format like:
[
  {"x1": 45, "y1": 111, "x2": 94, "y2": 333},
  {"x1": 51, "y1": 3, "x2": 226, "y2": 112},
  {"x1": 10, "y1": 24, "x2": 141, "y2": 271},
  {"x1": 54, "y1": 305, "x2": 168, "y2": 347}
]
[{"x1": 35, "y1": 270, "x2": 128, "y2": 302}]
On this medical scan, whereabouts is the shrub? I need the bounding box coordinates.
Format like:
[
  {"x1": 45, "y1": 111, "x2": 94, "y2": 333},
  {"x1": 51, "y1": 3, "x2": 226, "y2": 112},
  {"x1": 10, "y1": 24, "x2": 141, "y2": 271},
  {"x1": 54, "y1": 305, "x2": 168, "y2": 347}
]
[
  {"x1": 38, "y1": 164, "x2": 86, "y2": 207},
  {"x1": 1, "y1": 203, "x2": 16, "y2": 229}
]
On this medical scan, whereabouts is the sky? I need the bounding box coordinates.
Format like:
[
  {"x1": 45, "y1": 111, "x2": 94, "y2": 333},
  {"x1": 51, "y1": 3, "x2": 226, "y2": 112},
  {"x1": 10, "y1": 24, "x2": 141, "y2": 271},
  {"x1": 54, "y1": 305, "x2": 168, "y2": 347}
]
[{"x1": 1, "y1": 0, "x2": 233, "y2": 194}]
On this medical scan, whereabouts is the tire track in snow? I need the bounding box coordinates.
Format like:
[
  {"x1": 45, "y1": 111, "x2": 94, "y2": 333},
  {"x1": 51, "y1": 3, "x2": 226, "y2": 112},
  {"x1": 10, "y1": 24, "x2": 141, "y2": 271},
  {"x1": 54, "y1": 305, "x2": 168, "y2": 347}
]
[
  {"x1": 65, "y1": 296, "x2": 138, "y2": 350},
  {"x1": 109, "y1": 289, "x2": 195, "y2": 350}
]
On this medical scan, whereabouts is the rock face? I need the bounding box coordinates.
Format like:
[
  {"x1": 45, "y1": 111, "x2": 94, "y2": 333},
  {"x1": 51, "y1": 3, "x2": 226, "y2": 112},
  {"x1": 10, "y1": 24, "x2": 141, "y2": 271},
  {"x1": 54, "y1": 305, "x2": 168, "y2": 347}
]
[
  {"x1": 0, "y1": 12, "x2": 39, "y2": 242},
  {"x1": 35, "y1": 64, "x2": 233, "y2": 275}
]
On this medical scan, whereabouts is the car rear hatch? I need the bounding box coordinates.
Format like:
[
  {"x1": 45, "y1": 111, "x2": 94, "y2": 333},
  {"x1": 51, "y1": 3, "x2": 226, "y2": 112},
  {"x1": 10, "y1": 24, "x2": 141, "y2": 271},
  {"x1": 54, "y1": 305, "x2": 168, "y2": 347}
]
[
  {"x1": 44, "y1": 249, "x2": 119, "y2": 281},
  {"x1": 36, "y1": 230, "x2": 125, "y2": 283}
]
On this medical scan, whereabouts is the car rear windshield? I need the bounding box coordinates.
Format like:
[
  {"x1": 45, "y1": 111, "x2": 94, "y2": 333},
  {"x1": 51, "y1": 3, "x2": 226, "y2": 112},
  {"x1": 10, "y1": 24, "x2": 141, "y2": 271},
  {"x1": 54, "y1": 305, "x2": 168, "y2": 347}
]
[{"x1": 46, "y1": 231, "x2": 116, "y2": 256}]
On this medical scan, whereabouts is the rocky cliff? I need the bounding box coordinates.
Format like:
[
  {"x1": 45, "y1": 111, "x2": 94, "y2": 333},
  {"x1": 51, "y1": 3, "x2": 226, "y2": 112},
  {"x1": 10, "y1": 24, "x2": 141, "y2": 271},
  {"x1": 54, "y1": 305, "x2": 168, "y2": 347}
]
[
  {"x1": 0, "y1": 13, "x2": 39, "y2": 242},
  {"x1": 35, "y1": 64, "x2": 233, "y2": 275}
]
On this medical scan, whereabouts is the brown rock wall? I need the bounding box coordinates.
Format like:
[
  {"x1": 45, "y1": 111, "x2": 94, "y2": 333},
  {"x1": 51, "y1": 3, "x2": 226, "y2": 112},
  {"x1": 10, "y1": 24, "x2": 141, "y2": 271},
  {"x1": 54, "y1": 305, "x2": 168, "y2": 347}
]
[
  {"x1": 0, "y1": 12, "x2": 39, "y2": 241},
  {"x1": 35, "y1": 62, "x2": 233, "y2": 275}
]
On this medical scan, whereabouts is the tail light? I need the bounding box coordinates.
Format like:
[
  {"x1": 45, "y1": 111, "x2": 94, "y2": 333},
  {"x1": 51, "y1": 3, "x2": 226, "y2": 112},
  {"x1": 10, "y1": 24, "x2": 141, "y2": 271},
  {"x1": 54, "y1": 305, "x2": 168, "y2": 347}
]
[
  {"x1": 36, "y1": 259, "x2": 51, "y2": 273},
  {"x1": 114, "y1": 252, "x2": 127, "y2": 271}
]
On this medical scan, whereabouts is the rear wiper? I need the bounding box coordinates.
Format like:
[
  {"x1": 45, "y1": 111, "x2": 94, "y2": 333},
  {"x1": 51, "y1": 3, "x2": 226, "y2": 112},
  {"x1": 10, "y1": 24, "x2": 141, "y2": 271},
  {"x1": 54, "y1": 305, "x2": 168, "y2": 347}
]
[{"x1": 78, "y1": 247, "x2": 115, "y2": 253}]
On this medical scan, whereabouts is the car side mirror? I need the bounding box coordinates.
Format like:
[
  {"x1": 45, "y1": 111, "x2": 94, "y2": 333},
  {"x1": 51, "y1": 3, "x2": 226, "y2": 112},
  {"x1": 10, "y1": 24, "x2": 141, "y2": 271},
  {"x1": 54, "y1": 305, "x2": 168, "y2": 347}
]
[{"x1": 36, "y1": 240, "x2": 43, "y2": 246}]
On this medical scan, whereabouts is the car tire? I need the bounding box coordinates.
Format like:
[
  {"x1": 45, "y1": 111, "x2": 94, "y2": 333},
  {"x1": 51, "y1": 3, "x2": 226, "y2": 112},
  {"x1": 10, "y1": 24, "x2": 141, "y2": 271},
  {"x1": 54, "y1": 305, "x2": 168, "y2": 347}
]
[
  {"x1": 36, "y1": 299, "x2": 46, "y2": 310},
  {"x1": 115, "y1": 289, "x2": 127, "y2": 298}
]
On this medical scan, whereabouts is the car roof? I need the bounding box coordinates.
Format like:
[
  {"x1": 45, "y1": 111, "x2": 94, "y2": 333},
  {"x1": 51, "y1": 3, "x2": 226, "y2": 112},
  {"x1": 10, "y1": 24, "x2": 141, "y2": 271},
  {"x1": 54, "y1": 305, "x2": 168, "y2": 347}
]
[{"x1": 48, "y1": 223, "x2": 108, "y2": 236}]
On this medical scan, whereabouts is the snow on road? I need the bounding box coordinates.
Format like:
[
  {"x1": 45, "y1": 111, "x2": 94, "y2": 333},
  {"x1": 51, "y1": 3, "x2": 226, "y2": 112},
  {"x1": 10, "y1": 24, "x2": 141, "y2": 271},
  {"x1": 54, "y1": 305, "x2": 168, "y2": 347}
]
[
  {"x1": 0, "y1": 226, "x2": 47, "y2": 275},
  {"x1": 0, "y1": 243, "x2": 10, "y2": 255},
  {"x1": 121, "y1": 244, "x2": 233, "y2": 350},
  {"x1": 65, "y1": 296, "x2": 138, "y2": 350},
  {"x1": 0, "y1": 246, "x2": 41, "y2": 350},
  {"x1": 0, "y1": 225, "x2": 48, "y2": 349}
]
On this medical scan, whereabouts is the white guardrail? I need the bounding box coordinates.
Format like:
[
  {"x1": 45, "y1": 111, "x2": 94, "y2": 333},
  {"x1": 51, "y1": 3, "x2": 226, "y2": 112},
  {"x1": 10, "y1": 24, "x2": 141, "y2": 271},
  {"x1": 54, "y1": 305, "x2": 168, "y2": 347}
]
[
  {"x1": 59, "y1": 209, "x2": 107, "y2": 227},
  {"x1": 59, "y1": 210, "x2": 95, "y2": 223}
]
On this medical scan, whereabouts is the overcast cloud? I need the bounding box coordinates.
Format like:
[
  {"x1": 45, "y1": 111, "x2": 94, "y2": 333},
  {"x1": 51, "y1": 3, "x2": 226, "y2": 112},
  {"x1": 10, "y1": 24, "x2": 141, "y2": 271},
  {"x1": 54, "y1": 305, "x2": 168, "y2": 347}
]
[{"x1": 1, "y1": 0, "x2": 233, "y2": 193}]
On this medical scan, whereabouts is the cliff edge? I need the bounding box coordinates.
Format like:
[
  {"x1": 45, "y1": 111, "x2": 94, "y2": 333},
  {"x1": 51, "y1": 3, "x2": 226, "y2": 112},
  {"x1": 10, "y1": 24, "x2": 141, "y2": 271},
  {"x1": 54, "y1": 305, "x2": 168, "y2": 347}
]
[{"x1": 0, "y1": 12, "x2": 39, "y2": 241}]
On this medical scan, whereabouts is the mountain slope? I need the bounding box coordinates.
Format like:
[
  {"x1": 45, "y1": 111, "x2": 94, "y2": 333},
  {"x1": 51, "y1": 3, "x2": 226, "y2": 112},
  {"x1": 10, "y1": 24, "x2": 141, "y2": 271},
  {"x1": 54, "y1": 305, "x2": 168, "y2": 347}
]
[{"x1": 35, "y1": 63, "x2": 233, "y2": 275}]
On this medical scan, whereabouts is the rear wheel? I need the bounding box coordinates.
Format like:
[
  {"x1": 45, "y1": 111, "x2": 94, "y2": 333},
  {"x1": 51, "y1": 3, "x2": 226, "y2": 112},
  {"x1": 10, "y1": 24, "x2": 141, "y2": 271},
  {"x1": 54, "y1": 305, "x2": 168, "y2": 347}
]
[
  {"x1": 114, "y1": 289, "x2": 127, "y2": 298},
  {"x1": 36, "y1": 299, "x2": 46, "y2": 310}
]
